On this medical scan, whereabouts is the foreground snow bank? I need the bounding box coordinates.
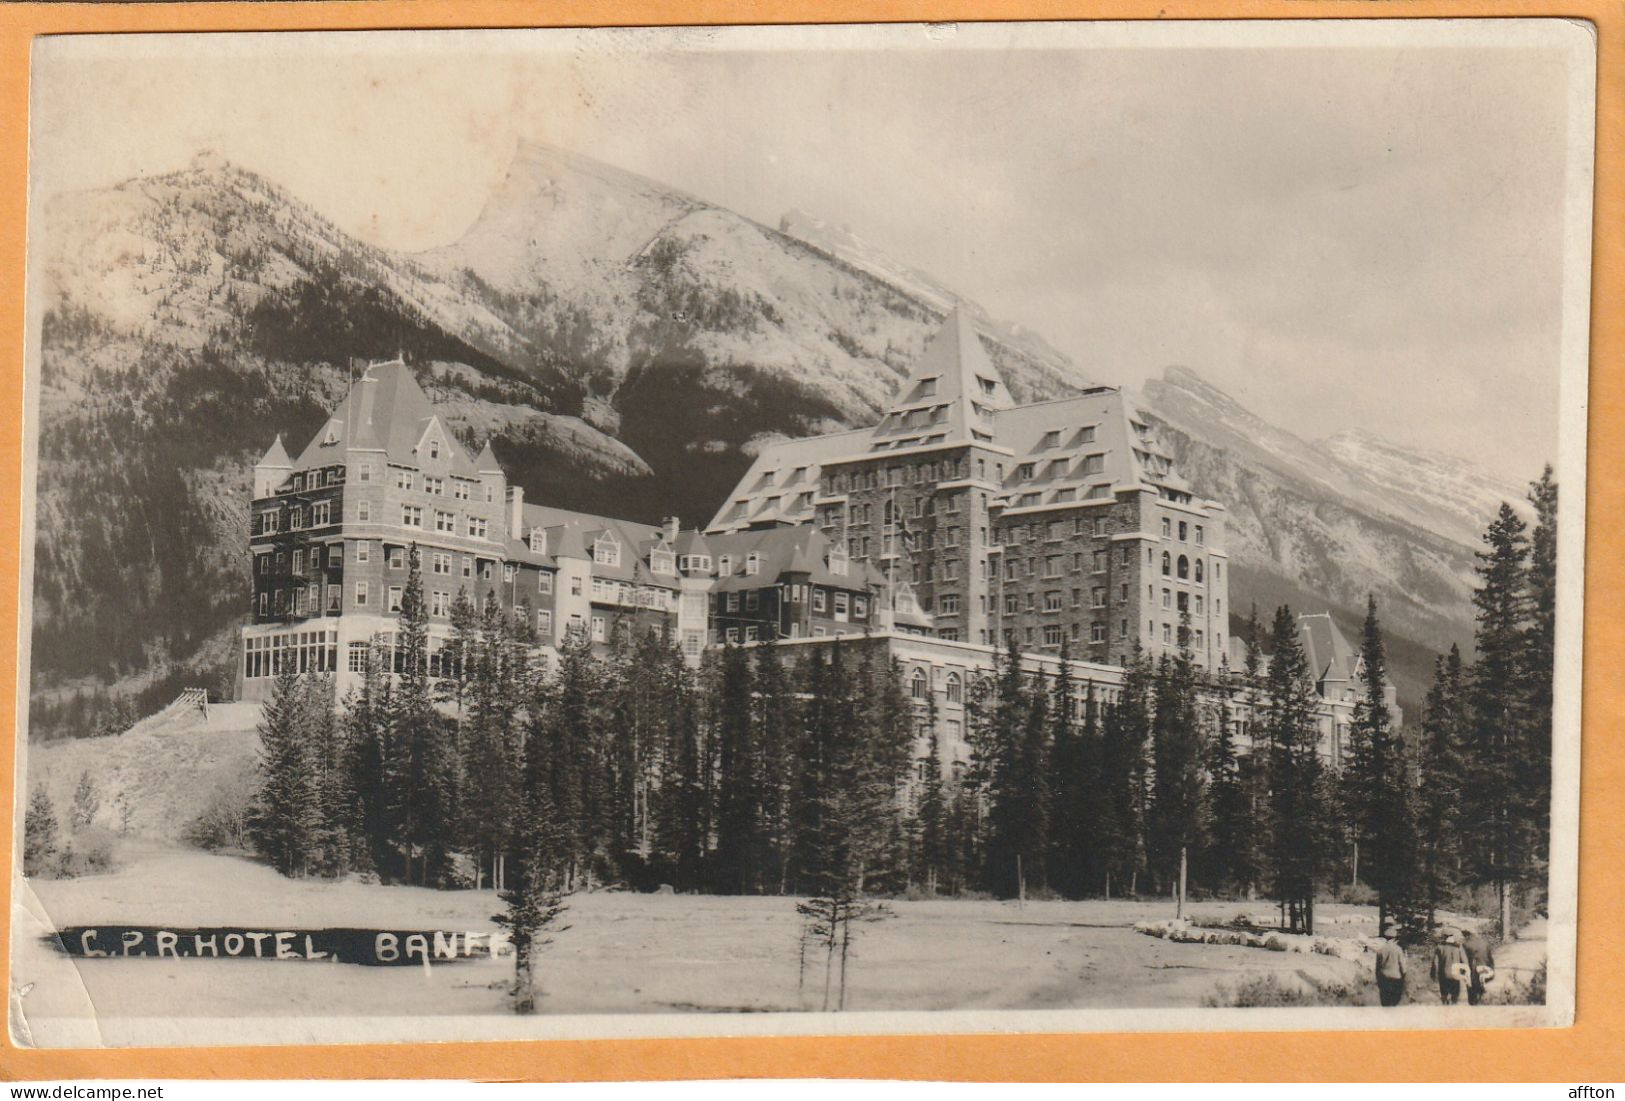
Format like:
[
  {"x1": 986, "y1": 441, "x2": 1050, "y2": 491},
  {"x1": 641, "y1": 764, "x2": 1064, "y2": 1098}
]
[{"x1": 1133, "y1": 918, "x2": 1379, "y2": 962}]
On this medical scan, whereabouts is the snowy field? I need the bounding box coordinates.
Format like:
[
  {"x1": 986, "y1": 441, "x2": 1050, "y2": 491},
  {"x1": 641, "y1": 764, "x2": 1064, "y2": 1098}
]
[{"x1": 12, "y1": 842, "x2": 1399, "y2": 1045}]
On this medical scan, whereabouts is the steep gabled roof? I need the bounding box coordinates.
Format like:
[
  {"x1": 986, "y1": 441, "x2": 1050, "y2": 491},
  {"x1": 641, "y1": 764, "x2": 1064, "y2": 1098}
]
[
  {"x1": 519, "y1": 503, "x2": 668, "y2": 583},
  {"x1": 289, "y1": 360, "x2": 479, "y2": 477},
  {"x1": 1299, "y1": 612, "x2": 1359, "y2": 687},
  {"x1": 705, "y1": 427, "x2": 868, "y2": 533},
  {"x1": 867, "y1": 306, "x2": 1014, "y2": 454},
  {"x1": 705, "y1": 525, "x2": 885, "y2": 593}
]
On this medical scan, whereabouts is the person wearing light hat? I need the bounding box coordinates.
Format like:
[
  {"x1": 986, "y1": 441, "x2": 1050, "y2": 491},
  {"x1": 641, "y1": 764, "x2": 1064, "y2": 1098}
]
[
  {"x1": 1374, "y1": 923, "x2": 1407, "y2": 1007},
  {"x1": 1430, "y1": 928, "x2": 1472, "y2": 1005}
]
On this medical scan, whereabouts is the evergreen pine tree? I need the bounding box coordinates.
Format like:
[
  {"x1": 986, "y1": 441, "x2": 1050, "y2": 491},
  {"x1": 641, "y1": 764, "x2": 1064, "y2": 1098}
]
[
  {"x1": 1344, "y1": 596, "x2": 1422, "y2": 932},
  {"x1": 1263, "y1": 604, "x2": 1327, "y2": 933},
  {"x1": 496, "y1": 781, "x2": 570, "y2": 1015},
  {"x1": 1525, "y1": 467, "x2": 1558, "y2": 866},
  {"x1": 461, "y1": 591, "x2": 521, "y2": 890},
  {"x1": 528, "y1": 624, "x2": 607, "y2": 889},
  {"x1": 302, "y1": 673, "x2": 350, "y2": 876},
  {"x1": 913, "y1": 693, "x2": 949, "y2": 895},
  {"x1": 1149, "y1": 615, "x2": 1205, "y2": 897},
  {"x1": 24, "y1": 784, "x2": 60, "y2": 878},
  {"x1": 436, "y1": 587, "x2": 480, "y2": 715},
  {"x1": 752, "y1": 640, "x2": 799, "y2": 893},
  {"x1": 1098, "y1": 647, "x2": 1153, "y2": 895},
  {"x1": 1204, "y1": 659, "x2": 1256, "y2": 897},
  {"x1": 1418, "y1": 646, "x2": 1467, "y2": 926},
  {"x1": 982, "y1": 644, "x2": 1040, "y2": 897},
  {"x1": 789, "y1": 640, "x2": 888, "y2": 1010},
  {"x1": 856, "y1": 651, "x2": 916, "y2": 894},
  {"x1": 387, "y1": 548, "x2": 458, "y2": 886},
  {"x1": 69, "y1": 769, "x2": 100, "y2": 831},
  {"x1": 1462, "y1": 504, "x2": 1538, "y2": 939},
  {"x1": 1047, "y1": 644, "x2": 1087, "y2": 899},
  {"x1": 713, "y1": 639, "x2": 759, "y2": 893},
  {"x1": 249, "y1": 663, "x2": 318, "y2": 877},
  {"x1": 343, "y1": 638, "x2": 392, "y2": 876}
]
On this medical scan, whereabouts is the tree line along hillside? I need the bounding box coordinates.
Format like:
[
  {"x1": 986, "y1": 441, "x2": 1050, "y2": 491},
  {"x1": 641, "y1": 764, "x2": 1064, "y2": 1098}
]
[{"x1": 198, "y1": 467, "x2": 1555, "y2": 956}]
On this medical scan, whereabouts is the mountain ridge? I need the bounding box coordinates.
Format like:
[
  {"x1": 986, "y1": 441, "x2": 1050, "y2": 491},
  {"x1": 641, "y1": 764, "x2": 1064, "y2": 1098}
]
[{"x1": 29, "y1": 144, "x2": 1526, "y2": 733}]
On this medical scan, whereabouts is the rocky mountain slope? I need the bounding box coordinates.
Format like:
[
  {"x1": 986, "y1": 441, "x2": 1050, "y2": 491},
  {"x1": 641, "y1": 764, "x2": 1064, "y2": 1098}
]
[
  {"x1": 27, "y1": 146, "x2": 1087, "y2": 736},
  {"x1": 30, "y1": 143, "x2": 1534, "y2": 734},
  {"x1": 1138, "y1": 365, "x2": 1542, "y2": 706}
]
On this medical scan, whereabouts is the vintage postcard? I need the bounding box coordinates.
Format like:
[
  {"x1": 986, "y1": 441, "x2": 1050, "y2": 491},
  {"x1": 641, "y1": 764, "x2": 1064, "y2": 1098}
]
[{"x1": 8, "y1": 18, "x2": 1593, "y2": 1049}]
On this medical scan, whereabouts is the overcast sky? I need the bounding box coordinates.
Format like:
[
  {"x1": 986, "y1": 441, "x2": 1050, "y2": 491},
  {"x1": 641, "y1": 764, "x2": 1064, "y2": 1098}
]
[{"x1": 31, "y1": 22, "x2": 1592, "y2": 483}]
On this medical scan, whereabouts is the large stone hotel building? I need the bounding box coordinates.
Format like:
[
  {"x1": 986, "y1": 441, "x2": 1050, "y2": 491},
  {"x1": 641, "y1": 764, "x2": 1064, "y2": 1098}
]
[{"x1": 239, "y1": 310, "x2": 1389, "y2": 775}]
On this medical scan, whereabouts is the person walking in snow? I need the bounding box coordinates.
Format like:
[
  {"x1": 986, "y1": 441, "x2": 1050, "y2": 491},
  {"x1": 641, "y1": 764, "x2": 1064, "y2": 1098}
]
[
  {"x1": 1430, "y1": 929, "x2": 1472, "y2": 1005},
  {"x1": 1374, "y1": 923, "x2": 1407, "y2": 1007}
]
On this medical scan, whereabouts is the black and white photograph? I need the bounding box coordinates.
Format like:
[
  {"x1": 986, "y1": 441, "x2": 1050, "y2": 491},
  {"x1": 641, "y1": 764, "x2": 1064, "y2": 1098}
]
[{"x1": 9, "y1": 19, "x2": 1592, "y2": 1047}]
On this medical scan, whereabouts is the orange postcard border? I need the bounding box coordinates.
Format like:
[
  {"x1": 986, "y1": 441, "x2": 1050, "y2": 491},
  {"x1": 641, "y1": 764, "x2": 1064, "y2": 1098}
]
[{"x1": 0, "y1": 0, "x2": 1619, "y2": 1083}]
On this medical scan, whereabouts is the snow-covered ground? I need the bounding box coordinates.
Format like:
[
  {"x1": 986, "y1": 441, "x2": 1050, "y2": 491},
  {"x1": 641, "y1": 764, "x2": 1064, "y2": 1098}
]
[{"x1": 13, "y1": 842, "x2": 1401, "y2": 1047}]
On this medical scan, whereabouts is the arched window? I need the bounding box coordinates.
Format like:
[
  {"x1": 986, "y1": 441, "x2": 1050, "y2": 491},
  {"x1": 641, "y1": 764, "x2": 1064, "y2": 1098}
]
[
  {"x1": 1161, "y1": 551, "x2": 1171, "y2": 576},
  {"x1": 1195, "y1": 559, "x2": 1204, "y2": 583},
  {"x1": 946, "y1": 672, "x2": 963, "y2": 703},
  {"x1": 1215, "y1": 562, "x2": 1223, "y2": 582},
  {"x1": 911, "y1": 669, "x2": 929, "y2": 700},
  {"x1": 1178, "y1": 555, "x2": 1189, "y2": 580}
]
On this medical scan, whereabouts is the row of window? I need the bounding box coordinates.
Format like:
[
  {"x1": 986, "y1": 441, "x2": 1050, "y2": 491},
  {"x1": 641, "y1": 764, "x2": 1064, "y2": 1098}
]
[
  {"x1": 1000, "y1": 516, "x2": 1113, "y2": 544},
  {"x1": 1159, "y1": 516, "x2": 1206, "y2": 546},
  {"x1": 254, "y1": 500, "x2": 334, "y2": 535},
  {"x1": 1000, "y1": 548, "x2": 1115, "y2": 582},
  {"x1": 1014, "y1": 453, "x2": 1106, "y2": 482},
  {"x1": 285, "y1": 466, "x2": 345, "y2": 493},
  {"x1": 392, "y1": 467, "x2": 486, "y2": 501},
  {"x1": 399, "y1": 505, "x2": 489, "y2": 538},
  {"x1": 1155, "y1": 550, "x2": 1212, "y2": 584},
  {"x1": 715, "y1": 585, "x2": 870, "y2": 619},
  {"x1": 243, "y1": 630, "x2": 339, "y2": 678}
]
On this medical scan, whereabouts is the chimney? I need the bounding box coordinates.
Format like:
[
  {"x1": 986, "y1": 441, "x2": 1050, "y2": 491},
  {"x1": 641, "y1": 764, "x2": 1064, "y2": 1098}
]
[
  {"x1": 507, "y1": 485, "x2": 525, "y2": 540},
  {"x1": 663, "y1": 516, "x2": 681, "y2": 544}
]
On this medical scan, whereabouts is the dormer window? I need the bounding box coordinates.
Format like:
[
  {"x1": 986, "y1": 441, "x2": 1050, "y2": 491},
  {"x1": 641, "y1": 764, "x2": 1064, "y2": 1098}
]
[
  {"x1": 977, "y1": 377, "x2": 996, "y2": 395},
  {"x1": 594, "y1": 534, "x2": 621, "y2": 567},
  {"x1": 1040, "y1": 430, "x2": 1061, "y2": 449},
  {"x1": 529, "y1": 528, "x2": 547, "y2": 555},
  {"x1": 652, "y1": 551, "x2": 675, "y2": 575},
  {"x1": 744, "y1": 552, "x2": 761, "y2": 576},
  {"x1": 829, "y1": 550, "x2": 849, "y2": 577},
  {"x1": 323, "y1": 423, "x2": 340, "y2": 445}
]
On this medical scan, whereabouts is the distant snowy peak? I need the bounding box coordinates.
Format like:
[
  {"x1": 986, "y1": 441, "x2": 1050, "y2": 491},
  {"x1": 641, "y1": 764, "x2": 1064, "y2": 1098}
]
[
  {"x1": 1323, "y1": 428, "x2": 1536, "y2": 524},
  {"x1": 778, "y1": 208, "x2": 965, "y2": 314},
  {"x1": 776, "y1": 207, "x2": 1077, "y2": 378}
]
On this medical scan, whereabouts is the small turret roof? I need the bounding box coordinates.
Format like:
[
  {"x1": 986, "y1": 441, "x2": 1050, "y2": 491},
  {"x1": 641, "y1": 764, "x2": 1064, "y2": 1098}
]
[
  {"x1": 258, "y1": 434, "x2": 292, "y2": 469},
  {"x1": 474, "y1": 439, "x2": 503, "y2": 474}
]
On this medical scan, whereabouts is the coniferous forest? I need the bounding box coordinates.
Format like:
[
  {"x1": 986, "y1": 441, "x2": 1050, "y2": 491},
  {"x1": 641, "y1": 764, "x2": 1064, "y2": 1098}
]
[{"x1": 241, "y1": 468, "x2": 1559, "y2": 1005}]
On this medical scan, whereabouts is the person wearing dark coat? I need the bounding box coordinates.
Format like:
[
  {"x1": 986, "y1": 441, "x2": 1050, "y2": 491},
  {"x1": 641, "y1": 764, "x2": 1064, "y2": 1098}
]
[
  {"x1": 1430, "y1": 930, "x2": 1472, "y2": 1005},
  {"x1": 1462, "y1": 927, "x2": 1496, "y2": 1005},
  {"x1": 1373, "y1": 924, "x2": 1407, "y2": 1007}
]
